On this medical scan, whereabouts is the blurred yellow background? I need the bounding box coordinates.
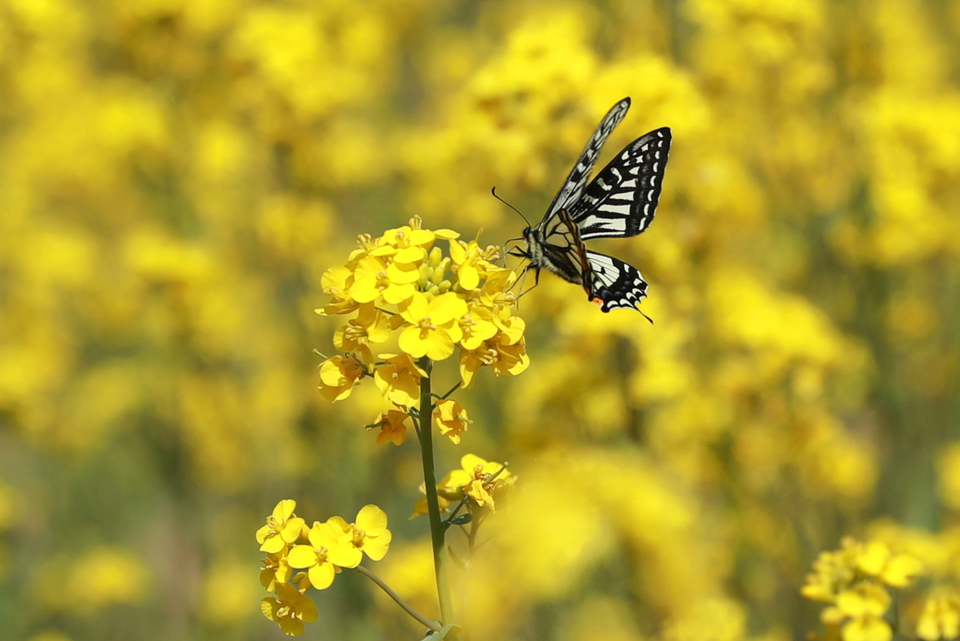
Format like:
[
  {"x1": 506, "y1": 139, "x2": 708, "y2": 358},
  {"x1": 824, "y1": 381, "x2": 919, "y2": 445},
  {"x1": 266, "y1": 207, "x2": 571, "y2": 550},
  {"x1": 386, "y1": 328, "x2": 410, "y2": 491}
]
[{"x1": 2, "y1": 0, "x2": 960, "y2": 639}]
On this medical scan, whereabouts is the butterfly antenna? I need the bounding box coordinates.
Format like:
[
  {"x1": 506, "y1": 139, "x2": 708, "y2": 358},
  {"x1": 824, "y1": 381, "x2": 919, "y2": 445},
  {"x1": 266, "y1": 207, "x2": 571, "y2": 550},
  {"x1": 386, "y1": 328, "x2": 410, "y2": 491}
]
[{"x1": 491, "y1": 187, "x2": 531, "y2": 227}]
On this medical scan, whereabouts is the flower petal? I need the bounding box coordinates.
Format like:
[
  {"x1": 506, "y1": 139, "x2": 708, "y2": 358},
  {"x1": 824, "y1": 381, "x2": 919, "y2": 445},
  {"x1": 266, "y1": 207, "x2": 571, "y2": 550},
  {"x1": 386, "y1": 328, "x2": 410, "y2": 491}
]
[
  {"x1": 308, "y1": 562, "x2": 336, "y2": 590},
  {"x1": 327, "y1": 543, "x2": 363, "y2": 568},
  {"x1": 356, "y1": 505, "x2": 388, "y2": 536},
  {"x1": 287, "y1": 545, "x2": 318, "y2": 569},
  {"x1": 362, "y1": 530, "x2": 392, "y2": 561}
]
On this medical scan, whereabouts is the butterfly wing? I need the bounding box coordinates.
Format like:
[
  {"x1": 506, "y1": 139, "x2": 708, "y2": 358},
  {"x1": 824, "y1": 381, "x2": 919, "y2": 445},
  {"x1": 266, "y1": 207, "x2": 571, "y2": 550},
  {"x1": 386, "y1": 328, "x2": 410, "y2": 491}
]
[
  {"x1": 584, "y1": 250, "x2": 649, "y2": 313},
  {"x1": 539, "y1": 98, "x2": 632, "y2": 229},
  {"x1": 569, "y1": 127, "x2": 671, "y2": 240},
  {"x1": 534, "y1": 208, "x2": 591, "y2": 285}
]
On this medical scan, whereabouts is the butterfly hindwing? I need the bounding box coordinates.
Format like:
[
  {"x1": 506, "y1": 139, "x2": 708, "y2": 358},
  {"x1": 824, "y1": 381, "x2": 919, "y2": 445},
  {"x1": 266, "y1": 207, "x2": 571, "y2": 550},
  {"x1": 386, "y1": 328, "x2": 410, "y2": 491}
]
[
  {"x1": 584, "y1": 250, "x2": 649, "y2": 313},
  {"x1": 570, "y1": 127, "x2": 671, "y2": 240},
  {"x1": 541, "y1": 98, "x2": 632, "y2": 226}
]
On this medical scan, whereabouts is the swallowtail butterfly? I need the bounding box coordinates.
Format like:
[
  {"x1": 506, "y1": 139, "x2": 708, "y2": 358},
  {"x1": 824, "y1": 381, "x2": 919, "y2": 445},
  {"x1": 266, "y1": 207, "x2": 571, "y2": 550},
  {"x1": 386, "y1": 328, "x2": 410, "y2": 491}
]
[{"x1": 511, "y1": 98, "x2": 671, "y2": 315}]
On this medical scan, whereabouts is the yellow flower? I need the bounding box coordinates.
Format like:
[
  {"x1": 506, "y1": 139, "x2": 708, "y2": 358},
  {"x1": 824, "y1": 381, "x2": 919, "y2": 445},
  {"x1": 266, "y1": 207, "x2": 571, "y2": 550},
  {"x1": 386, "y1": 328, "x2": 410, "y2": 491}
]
[
  {"x1": 373, "y1": 353, "x2": 427, "y2": 407},
  {"x1": 834, "y1": 582, "x2": 893, "y2": 641},
  {"x1": 917, "y1": 590, "x2": 960, "y2": 641},
  {"x1": 459, "y1": 305, "x2": 499, "y2": 351},
  {"x1": 369, "y1": 409, "x2": 409, "y2": 446},
  {"x1": 843, "y1": 616, "x2": 892, "y2": 641},
  {"x1": 448, "y1": 239, "x2": 498, "y2": 290},
  {"x1": 432, "y1": 454, "x2": 514, "y2": 512},
  {"x1": 491, "y1": 336, "x2": 530, "y2": 376},
  {"x1": 459, "y1": 342, "x2": 498, "y2": 388},
  {"x1": 318, "y1": 354, "x2": 368, "y2": 402},
  {"x1": 287, "y1": 522, "x2": 345, "y2": 590},
  {"x1": 325, "y1": 505, "x2": 393, "y2": 567},
  {"x1": 409, "y1": 488, "x2": 455, "y2": 519},
  {"x1": 348, "y1": 256, "x2": 416, "y2": 305},
  {"x1": 855, "y1": 540, "x2": 923, "y2": 588},
  {"x1": 260, "y1": 553, "x2": 291, "y2": 592},
  {"x1": 256, "y1": 500, "x2": 306, "y2": 554},
  {"x1": 802, "y1": 540, "x2": 859, "y2": 602},
  {"x1": 459, "y1": 335, "x2": 530, "y2": 387},
  {"x1": 495, "y1": 315, "x2": 526, "y2": 345},
  {"x1": 315, "y1": 265, "x2": 358, "y2": 316},
  {"x1": 261, "y1": 583, "x2": 318, "y2": 636},
  {"x1": 434, "y1": 399, "x2": 470, "y2": 444},
  {"x1": 398, "y1": 292, "x2": 467, "y2": 361},
  {"x1": 333, "y1": 304, "x2": 393, "y2": 364},
  {"x1": 836, "y1": 582, "x2": 890, "y2": 618},
  {"x1": 478, "y1": 268, "x2": 519, "y2": 315}
]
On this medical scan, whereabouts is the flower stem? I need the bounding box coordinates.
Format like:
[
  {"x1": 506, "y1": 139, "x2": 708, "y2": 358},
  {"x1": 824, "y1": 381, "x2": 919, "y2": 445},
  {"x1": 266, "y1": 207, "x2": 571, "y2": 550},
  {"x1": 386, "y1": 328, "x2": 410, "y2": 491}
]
[
  {"x1": 353, "y1": 565, "x2": 441, "y2": 632},
  {"x1": 417, "y1": 356, "x2": 455, "y2": 627}
]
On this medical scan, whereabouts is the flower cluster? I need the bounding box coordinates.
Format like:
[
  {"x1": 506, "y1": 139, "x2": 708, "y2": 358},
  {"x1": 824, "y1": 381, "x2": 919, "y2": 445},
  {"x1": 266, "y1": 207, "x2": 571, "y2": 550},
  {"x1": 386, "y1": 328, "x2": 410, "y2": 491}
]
[
  {"x1": 317, "y1": 216, "x2": 529, "y2": 410},
  {"x1": 917, "y1": 590, "x2": 960, "y2": 641},
  {"x1": 315, "y1": 218, "x2": 523, "y2": 553},
  {"x1": 411, "y1": 453, "x2": 516, "y2": 518},
  {"x1": 802, "y1": 538, "x2": 923, "y2": 641},
  {"x1": 257, "y1": 501, "x2": 391, "y2": 636}
]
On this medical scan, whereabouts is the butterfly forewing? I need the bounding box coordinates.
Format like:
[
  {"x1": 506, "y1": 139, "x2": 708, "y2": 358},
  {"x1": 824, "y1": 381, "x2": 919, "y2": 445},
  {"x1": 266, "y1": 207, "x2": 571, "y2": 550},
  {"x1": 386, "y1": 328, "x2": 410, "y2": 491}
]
[
  {"x1": 541, "y1": 98, "x2": 632, "y2": 224},
  {"x1": 570, "y1": 127, "x2": 671, "y2": 240}
]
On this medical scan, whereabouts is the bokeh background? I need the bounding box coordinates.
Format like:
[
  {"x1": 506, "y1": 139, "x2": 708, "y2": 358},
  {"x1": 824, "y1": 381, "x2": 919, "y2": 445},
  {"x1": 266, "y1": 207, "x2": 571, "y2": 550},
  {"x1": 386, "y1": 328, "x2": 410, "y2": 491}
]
[{"x1": 2, "y1": 0, "x2": 960, "y2": 639}]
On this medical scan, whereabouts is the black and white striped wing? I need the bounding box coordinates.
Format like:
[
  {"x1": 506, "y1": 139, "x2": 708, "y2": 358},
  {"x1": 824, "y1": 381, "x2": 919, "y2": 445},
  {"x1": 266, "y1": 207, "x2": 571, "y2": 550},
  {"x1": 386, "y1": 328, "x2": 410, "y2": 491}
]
[
  {"x1": 569, "y1": 128, "x2": 671, "y2": 240},
  {"x1": 540, "y1": 98, "x2": 632, "y2": 227},
  {"x1": 585, "y1": 250, "x2": 649, "y2": 313},
  {"x1": 538, "y1": 209, "x2": 591, "y2": 285}
]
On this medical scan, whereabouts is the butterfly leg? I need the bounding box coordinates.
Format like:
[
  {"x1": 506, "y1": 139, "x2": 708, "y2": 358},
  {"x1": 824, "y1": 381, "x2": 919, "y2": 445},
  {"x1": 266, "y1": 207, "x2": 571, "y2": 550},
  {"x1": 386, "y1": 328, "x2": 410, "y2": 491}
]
[{"x1": 515, "y1": 266, "x2": 541, "y2": 304}]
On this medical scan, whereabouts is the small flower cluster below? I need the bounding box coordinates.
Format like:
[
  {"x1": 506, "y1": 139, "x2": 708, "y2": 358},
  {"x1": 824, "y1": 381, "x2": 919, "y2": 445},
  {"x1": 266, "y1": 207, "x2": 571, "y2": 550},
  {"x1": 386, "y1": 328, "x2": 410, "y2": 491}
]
[
  {"x1": 257, "y1": 500, "x2": 392, "y2": 636},
  {"x1": 802, "y1": 537, "x2": 923, "y2": 641},
  {"x1": 412, "y1": 454, "x2": 516, "y2": 518}
]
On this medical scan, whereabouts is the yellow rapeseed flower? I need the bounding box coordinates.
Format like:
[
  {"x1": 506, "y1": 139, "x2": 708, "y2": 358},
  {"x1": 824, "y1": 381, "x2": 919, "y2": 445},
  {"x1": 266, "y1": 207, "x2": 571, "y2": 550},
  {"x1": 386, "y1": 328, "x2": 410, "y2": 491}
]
[
  {"x1": 369, "y1": 409, "x2": 409, "y2": 446},
  {"x1": 459, "y1": 305, "x2": 499, "y2": 351},
  {"x1": 438, "y1": 454, "x2": 515, "y2": 511},
  {"x1": 326, "y1": 505, "x2": 393, "y2": 567},
  {"x1": 318, "y1": 354, "x2": 368, "y2": 402},
  {"x1": 315, "y1": 265, "x2": 358, "y2": 316},
  {"x1": 261, "y1": 583, "x2": 318, "y2": 636},
  {"x1": 433, "y1": 399, "x2": 471, "y2": 444},
  {"x1": 917, "y1": 590, "x2": 960, "y2": 641},
  {"x1": 398, "y1": 292, "x2": 467, "y2": 361},
  {"x1": 349, "y1": 255, "x2": 416, "y2": 305},
  {"x1": 260, "y1": 552, "x2": 291, "y2": 592},
  {"x1": 287, "y1": 522, "x2": 346, "y2": 590},
  {"x1": 257, "y1": 500, "x2": 306, "y2": 554},
  {"x1": 855, "y1": 540, "x2": 923, "y2": 588},
  {"x1": 373, "y1": 353, "x2": 427, "y2": 407},
  {"x1": 333, "y1": 304, "x2": 393, "y2": 365},
  {"x1": 448, "y1": 239, "x2": 498, "y2": 290}
]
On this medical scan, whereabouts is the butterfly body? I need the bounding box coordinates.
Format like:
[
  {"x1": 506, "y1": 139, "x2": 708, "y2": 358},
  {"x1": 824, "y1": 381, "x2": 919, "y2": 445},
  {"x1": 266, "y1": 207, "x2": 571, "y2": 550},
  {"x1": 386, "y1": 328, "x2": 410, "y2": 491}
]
[
  {"x1": 521, "y1": 210, "x2": 589, "y2": 287},
  {"x1": 513, "y1": 98, "x2": 671, "y2": 314}
]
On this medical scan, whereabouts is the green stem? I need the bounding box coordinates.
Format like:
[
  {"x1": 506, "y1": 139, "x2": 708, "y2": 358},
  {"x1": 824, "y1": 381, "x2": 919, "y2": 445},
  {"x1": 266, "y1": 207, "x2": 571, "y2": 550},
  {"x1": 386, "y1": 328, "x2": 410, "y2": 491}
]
[
  {"x1": 417, "y1": 356, "x2": 455, "y2": 626},
  {"x1": 353, "y1": 565, "x2": 441, "y2": 632}
]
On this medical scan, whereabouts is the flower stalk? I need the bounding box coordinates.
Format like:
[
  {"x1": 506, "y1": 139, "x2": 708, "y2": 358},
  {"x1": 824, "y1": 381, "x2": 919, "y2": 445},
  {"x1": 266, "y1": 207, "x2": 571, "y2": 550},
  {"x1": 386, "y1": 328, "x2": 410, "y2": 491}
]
[
  {"x1": 417, "y1": 356, "x2": 455, "y2": 626},
  {"x1": 354, "y1": 565, "x2": 441, "y2": 632}
]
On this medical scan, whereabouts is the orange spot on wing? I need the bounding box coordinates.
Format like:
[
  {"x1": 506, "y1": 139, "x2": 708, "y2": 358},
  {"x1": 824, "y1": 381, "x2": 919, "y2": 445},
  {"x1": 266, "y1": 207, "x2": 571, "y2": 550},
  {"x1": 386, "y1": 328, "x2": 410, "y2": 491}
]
[{"x1": 591, "y1": 298, "x2": 604, "y2": 307}]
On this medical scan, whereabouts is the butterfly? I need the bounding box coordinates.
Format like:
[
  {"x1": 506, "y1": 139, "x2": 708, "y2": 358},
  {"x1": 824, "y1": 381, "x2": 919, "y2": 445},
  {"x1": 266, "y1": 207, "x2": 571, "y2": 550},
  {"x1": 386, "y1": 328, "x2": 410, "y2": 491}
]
[{"x1": 509, "y1": 97, "x2": 671, "y2": 316}]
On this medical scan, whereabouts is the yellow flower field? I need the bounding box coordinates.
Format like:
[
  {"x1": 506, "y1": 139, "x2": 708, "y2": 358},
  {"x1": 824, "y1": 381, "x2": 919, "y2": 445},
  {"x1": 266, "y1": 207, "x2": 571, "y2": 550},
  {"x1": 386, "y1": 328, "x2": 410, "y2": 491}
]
[{"x1": 1, "y1": 0, "x2": 959, "y2": 639}]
